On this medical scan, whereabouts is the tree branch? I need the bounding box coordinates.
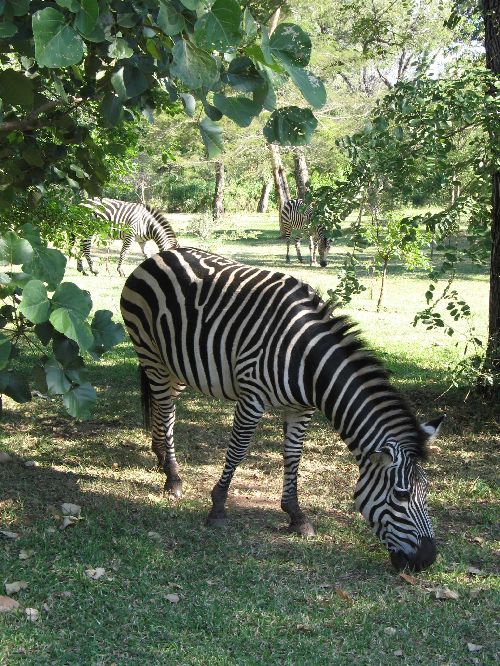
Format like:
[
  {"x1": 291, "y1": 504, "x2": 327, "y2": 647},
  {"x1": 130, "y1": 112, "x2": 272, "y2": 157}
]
[{"x1": 0, "y1": 97, "x2": 83, "y2": 134}]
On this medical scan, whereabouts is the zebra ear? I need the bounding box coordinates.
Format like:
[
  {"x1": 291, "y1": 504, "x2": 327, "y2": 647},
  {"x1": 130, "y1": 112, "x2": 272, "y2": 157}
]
[
  {"x1": 420, "y1": 415, "x2": 445, "y2": 442},
  {"x1": 370, "y1": 449, "x2": 393, "y2": 467}
]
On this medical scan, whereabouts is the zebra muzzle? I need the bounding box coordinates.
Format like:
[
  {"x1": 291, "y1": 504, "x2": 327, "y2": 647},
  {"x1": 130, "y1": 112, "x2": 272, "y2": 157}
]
[{"x1": 389, "y1": 536, "x2": 437, "y2": 572}]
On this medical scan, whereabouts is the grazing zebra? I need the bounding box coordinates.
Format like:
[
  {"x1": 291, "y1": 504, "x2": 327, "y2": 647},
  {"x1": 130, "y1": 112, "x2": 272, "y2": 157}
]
[
  {"x1": 280, "y1": 198, "x2": 330, "y2": 267},
  {"x1": 77, "y1": 198, "x2": 178, "y2": 277},
  {"x1": 121, "y1": 247, "x2": 444, "y2": 571}
]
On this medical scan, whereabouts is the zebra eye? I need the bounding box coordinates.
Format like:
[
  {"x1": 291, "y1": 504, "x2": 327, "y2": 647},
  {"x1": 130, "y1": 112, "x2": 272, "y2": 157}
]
[{"x1": 393, "y1": 489, "x2": 411, "y2": 502}]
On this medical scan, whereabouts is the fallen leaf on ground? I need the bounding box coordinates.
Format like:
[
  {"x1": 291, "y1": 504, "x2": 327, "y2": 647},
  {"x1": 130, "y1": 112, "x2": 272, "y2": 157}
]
[
  {"x1": 467, "y1": 566, "x2": 483, "y2": 575},
  {"x1": 0, "y1": 595, "x2": 21, "y2": 612},
  {"x1": 393, "y1": 649, "x2": 403, "y2": 657},
  {"x1": 147, "y1": 531, "x2": 161, "y2": 540},
  {"x1": 85, "y1": 567, "x2": 106, "y2": 580},
  {"x1": 335, "y1": 587, "x2": 353, "y2": 603},
  {"x1": 166, "y1": 593, "x2": 180, "y2": 604},
  {"x1": 23, "y1": 460, "x2": 37, "y2": 468},
  {"x1": 25, "y1": 608, "x2": 39, "y2": 622},
  {"x1": 60, "y1": 516, "x2": 78, "y2": 530},
  {"x1": 5, "y1": 581, "x2": 28, "y2": 595},
  {"x1": 469, "y1": 588, "x2": 482, "y2": 599},
  {"x1": 0, "y1": 451, "x2": 12, "y2": 463},
  {"x1": 399, "y1": 572, "x2": 418, "y2": 585},
  {"x1": 61, "y1": 503, "x2": 81, "y2": 518},
  {"x1": 432, "y1": 587, "x2": 459, "y2": 600},
  {"x1": 0, "y1": 530, "x2": 19, "y2": 540},
  {"x1": 467, "y1": 643, "x2": 483, "y2": 653},
  {"x1": 472, "y1": 536, "x2": 484, "y2": 544},
  {"x1": 384, "y1": 627, "x2": 397, "y2": 636},
  {"x1": 18, "y1": 550, "x2": 34, "y2": 560}
]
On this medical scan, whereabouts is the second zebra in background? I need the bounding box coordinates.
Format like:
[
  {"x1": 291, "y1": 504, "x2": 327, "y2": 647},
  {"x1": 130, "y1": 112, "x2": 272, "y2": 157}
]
[
  {"x1": 78, "y1": 198, "x2": 178, "y2": 277},
  {"x1": 280, "y1": 198, "x2": 331, "y2": 267}
]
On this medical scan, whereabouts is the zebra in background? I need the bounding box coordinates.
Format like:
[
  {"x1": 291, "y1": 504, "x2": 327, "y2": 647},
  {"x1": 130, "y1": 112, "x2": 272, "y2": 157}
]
[
  {"x1": 280, "y1": 198, "x2": 331, "y2": 267},
  {"x1": 121, "y1": 247, "x2": 444, "y2": 571},
  {"x1": 77, "y1": 198, "x2": 178, "y2": 277}
]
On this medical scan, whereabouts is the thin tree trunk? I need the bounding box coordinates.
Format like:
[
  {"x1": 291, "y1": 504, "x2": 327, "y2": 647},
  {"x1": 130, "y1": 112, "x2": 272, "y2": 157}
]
[
  {"x1": 377, "y1": 258, "x2": 388, "y2": 312},
  {"x1": 293, "y1": 148, "x2": 310, "y2": 200},
  {"x1": 268, "y1": 143, "x2": 290, "y2": 211},
  {"x1": 484, "y1": 0, "x2": 500, "y2": 373},
  {"x1": 257, "y1": 177, "x2": 272, "y2": 213},
  {"x1": 213, "y1": 160, "x2": 224, "y2": 220}
]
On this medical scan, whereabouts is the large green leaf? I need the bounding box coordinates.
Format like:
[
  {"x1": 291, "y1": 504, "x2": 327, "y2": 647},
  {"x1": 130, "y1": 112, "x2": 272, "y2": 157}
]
[
  {"x1": 194, "y1": 0, "x2": 242, "y2": 51},
  {"x1": 32, "y1": 8, "x2": 84, "y2": 68},
  {"x1": 0, "y1": 70, "x2": 33, "y2": 107},
  {"x1": 49, "y1": 308, "x2": 94, "y2": 351},
  {"x1": 19, "y1": 279, "x2": 50, "y2": 324},
  {"x1": 0, "y1": 370, "x2": 31, "y2": 403},
  {"x1": 51, "y1": 282, "x2": 92, "y2": 319},
  {"x1": 108, "y1": 37, "x2": 133, "y2": 60},
  {"x1": 263, "y1": 106, "x2": 318, "y2": 146},
  {"x1": 111, "y1": 65, "x2": 149, "y2": 100},
  {"x1": 100, "y1": 93, "x2": 124, "y2": 127},
  {"x1": 0, "y1": 332, "x2": 11, "y2": 370},
  {"x1": 44, "y1": 356, "x2": 71, "y2": 395},
  {"x1": 170, "y1": 40, "x2": 219, "y2": 90},
  {"x1": 284, "y1": 65, "x2": 326, "y2": 109},
  {"x1": 213, "y1": 93, "x2": 261, "y2": 127},
  {"x1": 0, "y1": 231, "x2": 33, "y2": 266},
  {"x1": 23, "y1": 246, "x2": 67, "y2": 291},
  {"x1": 6, "y1": 0, "x2": 30, "y2": 16},
  {"x1": 55, "y1": 0, "x2": 80, "y2": 11},
  {"x1": 199, "y1": 117, "x2": 223, "y2": 158},
  {"x1": 157, "y1": 0, "x2": 185, "y2": 36},
  {"x1": 90, "y1": 309, "x2": 125, "y2": 357},
  {"x1": 0, "y1": 21, "x2": 17, "y2": 38},
  {"x1": 269, "y1": 23, "x2": 311, "y2": 68},
  {"x1": 223, "y1": 57, "x2": 263, "y2": 92},
  {"x1": 53, "y1": 336, "x2": 80, "y2": 365},
  {"x1": 63, "y1": 382, "x2": 96, "y2": 419},
  {"x1": 74, "y1": 0, "x2": 99, "y2": 36}
]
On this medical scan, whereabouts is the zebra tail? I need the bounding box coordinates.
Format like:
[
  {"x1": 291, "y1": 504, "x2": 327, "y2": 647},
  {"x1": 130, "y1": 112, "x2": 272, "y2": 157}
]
[{"x1": 139, "y1": 365, "x2": 152, "y2": 431}]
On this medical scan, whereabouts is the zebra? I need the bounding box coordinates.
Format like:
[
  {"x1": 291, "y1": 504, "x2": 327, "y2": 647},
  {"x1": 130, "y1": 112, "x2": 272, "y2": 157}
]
[
  {"x1": 77, "y1": 198, "x2": 178, "y2": 277},
  {"x1": 280, "y1": 198, "x2": 331, "y2": 267},
  {"x1": 120, "y1": 247, "x2": 444, "y2": 571}
]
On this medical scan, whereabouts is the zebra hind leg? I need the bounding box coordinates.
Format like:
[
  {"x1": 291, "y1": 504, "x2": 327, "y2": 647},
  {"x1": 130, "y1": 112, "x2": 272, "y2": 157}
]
[
  {"x1": 280, "y1": 410, "x2": 315, "y2": 537},
  {"x1": 294, "y1": 236, "x2": 304, "y2": 263},
  {"x1": 207, "y1": 395, "x2": 264, "y2": 526}
]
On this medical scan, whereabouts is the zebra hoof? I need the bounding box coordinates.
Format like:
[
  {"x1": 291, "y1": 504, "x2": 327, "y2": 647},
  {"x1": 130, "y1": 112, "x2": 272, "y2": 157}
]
[
  {"x1": 205, "y1": 513, "x2": 228, "y2": 528},
  {"x1": 288, "y1": 520, "x2": 315, "y2": 538},
  {"x1": 163, "y1": 479, "x2": 182, "y2": 498}
]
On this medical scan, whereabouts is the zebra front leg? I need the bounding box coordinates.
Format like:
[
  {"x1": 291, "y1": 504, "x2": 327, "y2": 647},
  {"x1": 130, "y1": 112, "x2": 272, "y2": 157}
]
[
  {"x1": 281, "y1": 409, "x2": 315, "y2": 537},
  {"x1": 309, "y1": 235, "x2": 316, "y2": 266},
  {"x1": 117, "y1": 232, "x2": 134, "y2": 277},
  {"x1": 207, "y1": 395, "x2": 264, "y2": 526},
  {"x1": 285, "y1": 236, "x2": 291, "y2": 263},
  {"x1": 295, "y1": 236, "x2": 304, "y2": 263}
]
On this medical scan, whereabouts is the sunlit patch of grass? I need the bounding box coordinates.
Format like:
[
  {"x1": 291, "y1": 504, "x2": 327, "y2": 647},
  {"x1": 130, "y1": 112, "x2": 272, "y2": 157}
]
[{"x1": 1, "y1": 212, "x2": 498, "y2": 665}]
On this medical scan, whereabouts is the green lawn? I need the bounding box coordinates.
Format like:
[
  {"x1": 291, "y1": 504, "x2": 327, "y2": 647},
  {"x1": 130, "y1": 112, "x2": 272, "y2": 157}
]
[{"x1": 1, "y1": 212, "x2": 498, "y2": 665}]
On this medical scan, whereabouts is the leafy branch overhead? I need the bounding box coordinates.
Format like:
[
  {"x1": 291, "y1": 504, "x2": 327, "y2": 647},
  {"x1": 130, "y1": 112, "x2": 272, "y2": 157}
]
[{"x1": 0, "y1": 0, "x2": 325, "y2": 202}]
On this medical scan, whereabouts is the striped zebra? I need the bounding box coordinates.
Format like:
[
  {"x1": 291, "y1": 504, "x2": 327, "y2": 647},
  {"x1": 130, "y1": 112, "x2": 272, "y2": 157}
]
[
  {"x1": 120, "y1": 247, "x2": 444, "y2": 571},
  {"x1": 77, "y1": 198, "x2": 178, "y2": 277},
  {"x1": 280, "y1": 198, "x2": 330, "y2": 267}
]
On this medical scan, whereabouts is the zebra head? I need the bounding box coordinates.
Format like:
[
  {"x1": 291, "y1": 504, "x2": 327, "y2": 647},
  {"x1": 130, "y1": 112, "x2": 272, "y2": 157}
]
[{"x1": 354, "y1": 417, "x2": 444, "y2": 571}]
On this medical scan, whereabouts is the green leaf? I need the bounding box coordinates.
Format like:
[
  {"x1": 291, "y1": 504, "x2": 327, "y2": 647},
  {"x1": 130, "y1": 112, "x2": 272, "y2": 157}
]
[
  {"x1": 157, "y1": 0, "x2": 185, "y2": 36},
  {"x1": 194, "y1": 0, "x2": 242, "y2": 51},
  {"x1": 74, "y1": 0, "x2": 99, "y2": 36},
  {"x1": 0, "y1": 273, "x2": 11, "y2": 286},
  {"x1": 50, "y1": 308, "x2": 94, "y2": 351},
  {"x1": 53, "y1": 336, "x2": 79, "y2": 365},
  {"x1": 100, "y1": 93, "x2": 124, "y2": 127},
  {"x1": 108, "y1": 37, "x2": 133, "y2": 60},
  {"x1": 180, "y1": 93, "x2": 196, "y2": 117},
  {"x1": 23, "y1": 246, "x2": 67, "y2": 291},
  {"x1": 32, "y1": 8, "x2": 84, "y2": 68},
  {"x1": 269, "y1": 23, "x2": 311, "y2": 68},
  {"x1": 6, "y1": 0, "x2": 29, "y2": 16},
  {"x1": 283, "y1": 65, "x2": 326, "y2": 109},
  {"x1": 21, "y1": 144, "x2": 44, "y2": 167},
  {"x1": 44, "y1": 356, "x2": 71, "y2": 395},
  {"x1": 55, "y1": 0, "x2": 80, "y2": 10},
  {"x1": 213, "y1": 93, "x2": 261, "y2": 127},
  {"x1": 0, "y1": 70, "x2": 34, "y2": 107},
  {"x1": 90, "y1": 309, "x2": 125, "y2": 357},
  {"x1": 170, "y1": 40, "x2": 219, "y2": 90},
  {"x1": 0, "y1": 332, "x2": 11, "y2": 370},
  {"x1": 178, "y1": 0, "x2": 201, "y2": 10},
  {"x1": 0, "y1": 21, "x2": 17, "y2": 38},
  {"x1": 224, "y1": 57, "x2": 263, "y2": 92},
  {"x1": 19, "y1": 279, "x2": 50, "y2": 324},
  {"x1": 263, "y1": 106, "x2": 317, "y2": 146},
  {"x1": 35, "y1": 321, "x2": 55, "y2": 346},
  {"x1": 0, "y1": 370, "x2": 31, "y2": 403},
  {"x1": 63, "y1": 382, "x2": 96, "y2": 419},
  {"x1": 52, "y1": 282, "x2": 92, "y2": 319},
  {"x1": 199, "y1": 117, "x2": 223, "y2": 158},
  {"x1": 111, "y1": 65, "x2": 148, "y2": 100},
  {"x1": 0, "y1": 230, "x2": 33, "y2": 265}
]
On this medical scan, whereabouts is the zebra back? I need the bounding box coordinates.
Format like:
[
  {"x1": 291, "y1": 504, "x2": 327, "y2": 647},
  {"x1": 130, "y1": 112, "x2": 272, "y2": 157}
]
[{"x1": 280, "y1": 198, "x2": 312, "y2": 238}]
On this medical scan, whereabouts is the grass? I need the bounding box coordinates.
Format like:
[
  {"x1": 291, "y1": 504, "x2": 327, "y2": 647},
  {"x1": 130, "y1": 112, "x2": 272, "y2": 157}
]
[{"x1": 0, "y1": 211, "x2": 498, "y2": 665}]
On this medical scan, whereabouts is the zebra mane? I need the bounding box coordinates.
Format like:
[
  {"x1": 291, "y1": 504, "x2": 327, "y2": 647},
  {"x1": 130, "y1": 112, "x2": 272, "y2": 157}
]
[
  {"x1": 143, "y1": 204, "x2": 179, "y2": 247},
  {"x1": 323, "y1": 312, "x2": 429, "y2": 460}
]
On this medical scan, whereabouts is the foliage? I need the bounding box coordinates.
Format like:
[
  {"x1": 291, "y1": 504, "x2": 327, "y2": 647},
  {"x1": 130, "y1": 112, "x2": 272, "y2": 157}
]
[
  {"x1": 0, "y1": 225, "x2": 124, "y2": 418},
  {"x1": 0, "y1": 0, "x2": 325, "y2": 207}
]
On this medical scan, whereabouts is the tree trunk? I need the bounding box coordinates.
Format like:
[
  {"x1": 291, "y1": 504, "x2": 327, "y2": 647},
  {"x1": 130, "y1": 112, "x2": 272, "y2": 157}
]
[
  {"x1": 213, "y1": 160, "x2": 224, "y2": 220},
  {"x1": 376, "y1": 258, "x2": 388, "y2": 312},
  {"x1": 484, "y1": 0, "x2": 500, "y2": 373},
  {"x1": 268, "y1": 143, "x2": 290, "y2": 211},
  {"x1": 257, "y1": 177, "x2": 272, "y2": 213},
  {"x1": 293, "y1": 148, "x2": 310, "y2": 200}
]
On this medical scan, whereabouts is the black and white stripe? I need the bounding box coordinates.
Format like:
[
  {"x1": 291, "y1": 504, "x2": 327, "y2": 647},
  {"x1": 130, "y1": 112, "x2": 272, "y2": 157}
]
[
  {"x1": 120, "y1": 247, "x2": 443, "y2": 571},
  {"x1": 280, "y1": 198, "x2": 330, "y2": 267},
  {"x1": 77, "y1": 198, "x2": 178, "y2": 277}
]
